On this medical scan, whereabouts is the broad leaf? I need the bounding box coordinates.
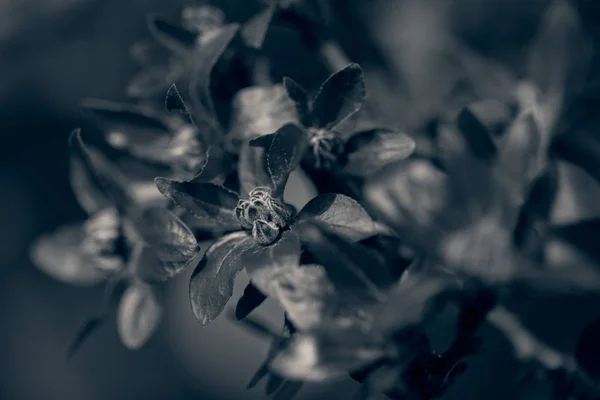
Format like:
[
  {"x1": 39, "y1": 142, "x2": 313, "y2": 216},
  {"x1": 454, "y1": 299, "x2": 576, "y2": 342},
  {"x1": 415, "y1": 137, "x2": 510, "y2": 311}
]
[
  {"x1": 343, "y1": 129, "x2": 416, "y2": 177},
  {"x1": 296, "y1": 193, "x2": 377, "y2": 242},
  {"x1": 30, "y1": 223, "x2": 107, "y2": 286},
  {"x1": 132, "y1": 207, "x2": 200, "y2": 282},
  {"x1": 147, "y1": 14, "x2": 198, "y2": 54},
  {"x1": 127, "y1": 66, "x2": 178, "y2": 99},
  {"x1": 240, "y1": 2, "x2": 277, "y2": 49},
  {"x1": 235, "y1": 282, "x2": 267, "y2": 320},
  {"x1": 312, "y1": 63, "x2": 366, "y2": 130},
  {"x1": 238, "y1": 143, "x2": 273, "y2": 197},
  {"x1": 117, "y1": 283, "x2": 162, "y2": 350},
  {"x1": 267, "y1": 123, "x2": 308, "y2": 197},
  {"x1": 283, "y1": 77, "x2": 310, "y2": 126},
  {"x1": 189, "y1": 231, "x2": 255, "y2": 325},
  {"x1": 155, "y1": 178, "x2": 241, "y2": 231}
]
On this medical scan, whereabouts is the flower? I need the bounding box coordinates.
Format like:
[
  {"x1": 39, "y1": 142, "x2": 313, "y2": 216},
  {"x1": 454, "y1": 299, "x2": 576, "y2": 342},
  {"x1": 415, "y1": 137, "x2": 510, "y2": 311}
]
[{"x1": 30, "y1": 130, "x2": 200, "y2": 352}]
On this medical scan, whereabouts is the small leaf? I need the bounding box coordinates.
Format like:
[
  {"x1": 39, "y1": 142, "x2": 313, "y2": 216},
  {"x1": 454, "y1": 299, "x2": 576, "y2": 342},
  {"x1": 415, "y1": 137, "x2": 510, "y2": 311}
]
[
  {"x1": 155, "y1": 178, "x2": 241, "y2": 231},
  {"x1": 189, "y1": 231, "x2": 255, "y2": 325},
  {"x1": 283, "y1": 77, "x2": 310, "y2": 126},
  {"x1": 117, "y1": 283, "x2": 162, "y2": 350},
  {"x1": 165, "y1": 84, "x2": 193, "y2": 123},
  {"x1": 235, "y1": 282, "x2": 267, "y2": 320},
  {"x1": 240, "y1": 2, "x2": 277, "y2": 49},
  {"x1": 67, "y1": 316, "x2": 104, "y2": 359},
  {"x1": 343, "y1": 129, "x2": 416, "y2": 177},
  {"x1": 132, "y1": 207, "x2": 200, "y2": 282},
  {"x1": 238, "y1": 144, "x2": 273, "y2": 197},
  {"x1": 312, "y1": 63, "x2": 366, "y2": 130},
  {"x1": 456, "y1": 107, "x2": 497, "y2": 163},
  {"x1": 296, "y1": 193, "x2": 377, "y2": 242},
  {"x1": 30, "y1": 223, "x2": 107, "y2": 286},
  {"x1": 575, "y1": 318, "x2": 600, "y2": 380},
  {"x1": 267, "y1": 123, "x2": 308, "y2": 197},
  {"x1": 147, "y1": 14, "x2": 198, "y2": 54}
]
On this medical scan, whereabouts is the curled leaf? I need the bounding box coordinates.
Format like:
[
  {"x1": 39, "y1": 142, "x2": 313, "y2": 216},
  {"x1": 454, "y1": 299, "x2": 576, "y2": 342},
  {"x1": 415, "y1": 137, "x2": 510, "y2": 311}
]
[
  {"x1": 189, "y1": 231, "x2": 255, "y2": 325},
  {"x1": 117, "y1": 283, "x2": 162, "y2": 350}
]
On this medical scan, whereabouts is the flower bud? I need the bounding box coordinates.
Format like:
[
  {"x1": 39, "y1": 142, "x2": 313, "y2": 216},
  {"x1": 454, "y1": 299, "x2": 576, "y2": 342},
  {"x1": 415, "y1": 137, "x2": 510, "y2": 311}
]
[
  {"x1": 306, "y1": 127, "x2": 344, "y2": 169},
  {"x1": 252, "y1": 219, "x2": 281, "y2": 245},
  {"x1": 81, "y1": 208, "x2": 126, "y2": 272}
]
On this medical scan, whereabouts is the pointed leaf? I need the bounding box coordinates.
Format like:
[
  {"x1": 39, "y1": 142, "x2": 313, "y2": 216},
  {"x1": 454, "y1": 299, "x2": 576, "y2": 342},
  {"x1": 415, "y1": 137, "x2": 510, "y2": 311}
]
[
  {"x1": 189, "y1": 231, "x2": 255, "y2": 325},
  {"x1": 126, "y1": 66, "x2": 179, "y2": 99},
  {"x1": 267, "y1": 123, "x2": 308, "y2": 197},
  {"x1": 296, "y1": 193, "x2": 377, "y2": 242},
  {"x1": 343, "y1": 129, "x2": 416, "y2": 177},
  {"x1": 117, "y1": 283, "x2": 162, "y2": 350},
  {"x1": 131, "y1": 207, "x2": 200, "y2": 282},
  {"x1": 147, "y1": 14, "x2": 198, "y2": 54},
  {"x1": 165, "y1": 83, "x2": 194, "y2": 124},
  {"x1": 30, "y1": 223, "x2": 107, "y2": 286},
  {"x1": 69, "y1": 152, "x2": 112, "y2": 216},
  {"x1": 238, "y1": 143, "x2": 273, "y2": 197},
  {"x1": 240, "y1": 2, "x2": 277, "y2": 49},
  {"x1": 283, "y1": 77, "x2": 310, "y2": 126},
  {"x1": 456, "y1": 107, "x2": 497, "y2": 163},
  {"x1": 235, "y1": 282, "x2": 267, "y2": 320},
  {"x1": 67, "y1": 316, "x2": 104, "y2": 359},
  {"x1": 155, "y1": 178, "x2": 241, "y2": 231},
  {"x1": 312, "y1": 63, "x2": 366, "y2": 129}
]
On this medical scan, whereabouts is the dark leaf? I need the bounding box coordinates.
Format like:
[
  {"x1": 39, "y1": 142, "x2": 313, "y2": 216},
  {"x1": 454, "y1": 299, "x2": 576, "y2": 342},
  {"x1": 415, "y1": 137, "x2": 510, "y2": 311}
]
[
  {"x1": 550, "y1": 218, "x2": 600, "y2": 263},
  {"x1": 69, "y1": 130, "x2": 133, "y2": 215},
  {"x1": 238, "y1": 143, "x2": 273, "y2": 197},
  {"x1": 283, "y1": 77, "x2": 310, "y2": 126},
  {"x1": 456, "y1": 107, "x2": 497, "y2": 162},
  {"x1": 343, "y1": 129, "x2": 416, "y2": 177},
  {"x1": 552, "y1": 132, "x2": 600, "y2": 186},
  {"x1": 126, "y1": 66, "x2": 178, "y2": 99},
  {"x1": 147, "y1": 14, "x2": 198, "y2": 54},
  {"x1": 155, "y1": 177, "x2": 241, "y2": 231},
  {"x1": 132, "y1": 207, "x2": 200, "y2": 282},
  {"x1": 467, "y1": 99, "x2": 515, "y2": 137},
  {"x1": 312, "y1": 63, "x2": 366, "y2": 130},
  {"x1": 575, "y1": 318, "x2": 600, "y2": 380},
  {"x1": 165, "y1": 84, "x2": 193, "y2": 123},
  {"x1": 189, "y1": 231, "x2": 255, "y2": 325},
  {"x1": 30, "y1": 223, "x2": 107, "y2": 286},
  {"x1": 267, "y1": 123, "x2": 308, "y2": 197},
  {"x1": 296, "y1": 193, "x2": 377, "y2": 242},
  {"x1": 235, "y1": 282, "x2": 267, "y2": 320},
  {"x1": 266, "y1": 374, "x2": 285, "y2": 395},
  {"x1": 117, "y1": 283, "x2": 162, "y2": 350},
  {"x1": 273, "y1": 381, "x2": 304, "y2": 400},
  {"x1": 67, "y1": 316, "x2": 104, "y2": 359},
  {"x1": 240, "y1": 2, "x2": 277, "y2": 49}
]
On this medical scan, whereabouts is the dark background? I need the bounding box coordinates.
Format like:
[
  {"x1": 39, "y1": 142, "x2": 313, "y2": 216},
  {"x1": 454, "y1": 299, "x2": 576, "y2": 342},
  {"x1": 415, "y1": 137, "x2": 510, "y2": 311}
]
[{"x1": 2, "y1": 1, "x2": 600, "y2": 399}]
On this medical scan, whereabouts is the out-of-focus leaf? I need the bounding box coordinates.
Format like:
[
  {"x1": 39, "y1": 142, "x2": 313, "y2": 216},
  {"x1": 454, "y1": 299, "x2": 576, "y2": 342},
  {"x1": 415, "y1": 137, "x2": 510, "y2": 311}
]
[
  {"x1": 117, "y1": 283, "x2": 162, "y2": 350},
  {"x1": 343, "y1": 129, "x2": 416, "y2": 177},
  {"x1": 132, "y1": 207, "x2": 200, "y2": 282},
  {"x1": 70, "y1": 152, "x2": 112, "y2": 216},
  {"x1": 297, "y1": 193, "x2": 377, "y2": 242},
  {"x1": 283, "y1": 77, "x2": 310, "y2": 126},
  {"x1": 147, "y1": 14, "x2": 198, "y2": 54},
  {"x1": 312, "y1": 63, "x2": 366, "y2": 129},
  {"x1": 30, "y1": 224, "x2": 107, "y2": 286},
  {"x1": 165, "y1": 84, "x2": 193, "y2": 123},
  {"x1": 240, "y1": 2, "x2": 277, "y2": 49},
  {"x1": 130, "y1": 39, "x2": 166, "y2": 66},
  {"x1": 552, "y1": 132, "x2": 600, "y2": 186},
  {"x1": 189, "y1": 231, "x2": 255, "y2": 325},
  {"x1": 235, "y1": 282, "x2": 267, "y2": 320},
  {"x1": 69, "y1": 130, "x2": 133, "y2": 215},
  {"x1": 270, "y1": 325, "x2": 386, "y2": 382},
  {"x1": 267, "y1": 123, "x2": 308, "y2": 197},
  {"x1": 467, "y1": 99, "x2": 515, "y2": 137},
  {"x1": 238, "y1": 144, "x2": 273, "y2": 196},
  {"x1": 273, "y1": 381, "x2": 304, "y2": 400},
  {"x1": 456, "y1": 107, "x2": 497, "y2": 163},
  {"x1": 155, "y1": 178, "x2": 241, "y2": 230},
  {"x1": 67, "y1": 316, "x2": 104, "y2": 359},
  {"x1": 127, "y1": 66, "x2": 178, "y2": 99},
  {"x1": 575, "y1": 318, "x2": 600, "y2": 380},
  {"x1": 549, "y1": 218, "x2": 600, "y2": 263},
  {"x1": 228, "y1": 85, "x2": 300, "y2": 150}
]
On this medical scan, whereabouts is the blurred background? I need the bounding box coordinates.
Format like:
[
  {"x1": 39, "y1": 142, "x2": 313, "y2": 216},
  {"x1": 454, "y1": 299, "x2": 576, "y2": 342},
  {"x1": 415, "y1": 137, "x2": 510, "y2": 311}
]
[{"x1": 2, "y1": 0, "x2": 600, "y2": 399}]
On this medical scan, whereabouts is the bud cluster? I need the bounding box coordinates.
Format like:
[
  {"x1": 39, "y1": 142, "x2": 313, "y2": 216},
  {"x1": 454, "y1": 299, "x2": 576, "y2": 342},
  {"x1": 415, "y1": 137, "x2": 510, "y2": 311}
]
[{"x1": 235, "y1": 187, "x2": 295, "y2": 245}]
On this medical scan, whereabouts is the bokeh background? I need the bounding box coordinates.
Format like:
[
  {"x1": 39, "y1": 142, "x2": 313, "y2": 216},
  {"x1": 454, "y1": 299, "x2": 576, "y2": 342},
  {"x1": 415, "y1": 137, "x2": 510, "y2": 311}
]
[{"x1": 2, "y1": 0, "x2": 600, "y2": 399}]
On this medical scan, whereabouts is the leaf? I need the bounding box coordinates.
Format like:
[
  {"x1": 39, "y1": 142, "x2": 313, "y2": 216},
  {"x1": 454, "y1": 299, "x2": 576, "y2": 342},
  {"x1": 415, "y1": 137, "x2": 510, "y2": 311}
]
[
  {"x1": 575, "y1": 318, "x2": 600, "y2": 380},
  {"x1": 283, "y1": 77, "x2": 310, "y2": 126},
  {"x1": 147, "y1": 14, "x2": 198, "y2": 54},
  {"x1": 117, "y1": 283, "x2": 162, "y2": 350},
  {"x1": 343, "y1": 129, "x2": 416, "y2": 177},
  {"x1": 189, "y1": 231, "x2": 255, "y2": 325},
  {"x1": 30, "y1": 223, "x2": 107, "y2": 286},
  {"x1": 126, "y1": 66, "x2": 179, "y2": 99},
  {"x1": 69, "y1": 130, "x2": 133, "y2": 215},
  {"x1": 155, "y1": 178, "x2": 241, "y2": 231},
  {"x1": 267, "y1": 123, "x2": 308, "y2": 197},
  {"x1": 238, "y1": 143, "x2": 273, "y2": 197},
  {"x1": 240, "y1": 2, "x2": 277, "y2": 49},
  {"x1": 69, "y1": 151, "x2": 112, "y2": 215},
  {"x1": 296, "y1": 193, "x2": 377, "y2": 242},
  {"x1": 467, "y1": 99, "x2": 515, "y2": 137},
  {"x1": 132, "y1": 207, "x2": 200, "y2": 283},
  {"x1": 235, "y1": 282, "x2": 267, "y2": 320},
  {"x1": 273, "y1": 381, "x2": 304, "y2": 400},
  {"x1": 552, "y1": 132, "x2": 600, "y2": 185},
  {"x1": 165, "y1": 83, "x2": 193, "y2": 123},
  {"x1": 67, "y1": 316, "x2": 104, "y2": 359},
  {"x1": 456, "y1": 107, "x2": 497, "y2": 163},
  {"x1": 549, "y1": 218, "x2": 600, "y2": 262},
  {"x1": 311, "y1": 63, "x2": 366, "y2": 130}
]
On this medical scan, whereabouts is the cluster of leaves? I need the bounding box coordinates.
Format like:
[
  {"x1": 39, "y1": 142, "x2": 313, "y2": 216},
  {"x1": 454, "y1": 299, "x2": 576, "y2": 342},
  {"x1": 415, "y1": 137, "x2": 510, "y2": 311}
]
[{"x1": 29, "y1": 0, "x2": 600, "y2": 399}]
